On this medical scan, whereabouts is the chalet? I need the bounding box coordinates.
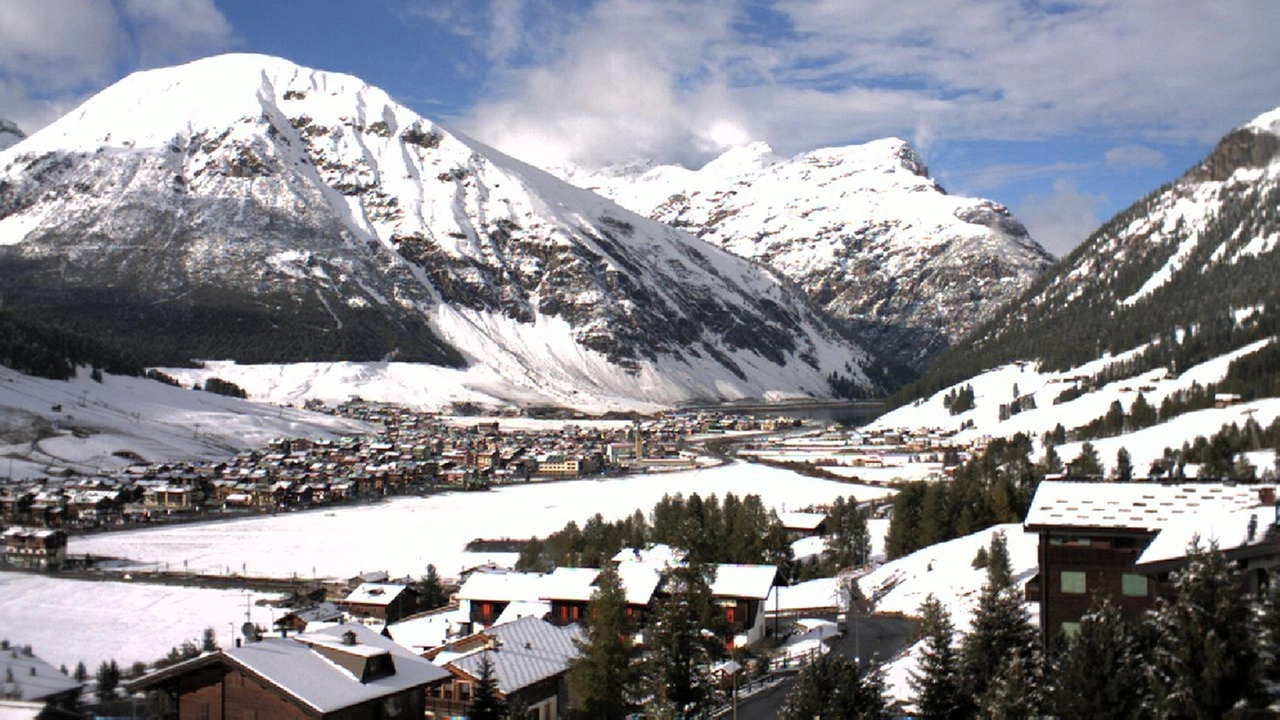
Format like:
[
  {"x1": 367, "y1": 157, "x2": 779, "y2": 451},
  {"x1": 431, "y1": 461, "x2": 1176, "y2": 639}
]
[
  {"x1": 424, "y1": 617, "x2": 582, "y2": 720},
  {"x1": 340, "y1": 583, "x2": 418, "y2": 624},
  {"x1": 1, "y1": 528, "x2": 68, "y2": 571},
  {"x1": 1023, "y1": 480, "x2": 1270, "y2": 644},
  {"x1": 0, "y1": 641, "x2": 82, "y2": 715},
  {"x1": 709, "y1": 564, "x2": 784, "y2": 647},
  {"x1": 457, "y1": 571, "x2": 550, "y2": 630},
  {"x1": 128, "y1": 624, "x2": 450, "y2": 720}
]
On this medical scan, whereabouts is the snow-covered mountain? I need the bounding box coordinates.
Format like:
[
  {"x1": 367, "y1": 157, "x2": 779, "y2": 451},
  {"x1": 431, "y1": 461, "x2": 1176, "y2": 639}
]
[
  {"x1": 0, "y1": 54, "x2": 893, "y2": 411},
  {"x1": 0, "y1": 119, "x2": 24, "y2": 151},
  {"x1": 879, "y1": 106, "x2": 1280, "y2": 474},
  {"x1": 932, "y1": 105, "x2": 1280, "y2": 383},
  {"x1": 564, "y1": 140, "x2": 1053, "y2": 370}
]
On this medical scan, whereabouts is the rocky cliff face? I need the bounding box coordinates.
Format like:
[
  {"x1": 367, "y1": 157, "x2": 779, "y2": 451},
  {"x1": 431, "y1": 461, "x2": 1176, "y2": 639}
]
[
  {"x1": 565, "y1": 139, "x2": 1053, "y2": 371},
  {"x1": 0, "y1": 54, "x2": 892, "y2": 410}
]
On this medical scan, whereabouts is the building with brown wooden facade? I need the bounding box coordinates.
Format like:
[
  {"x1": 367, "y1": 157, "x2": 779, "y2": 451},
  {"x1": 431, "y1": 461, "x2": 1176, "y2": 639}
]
[
  {"x1": 1024, "y1": 481, "x2": 1272, "y2": 645},
  {"x1": 127, "y1": 624, "x2": 449, "y2": 719}
]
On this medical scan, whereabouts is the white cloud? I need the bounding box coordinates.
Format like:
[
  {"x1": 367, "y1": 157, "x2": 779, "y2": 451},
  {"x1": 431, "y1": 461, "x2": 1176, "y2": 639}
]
[
  {"x1": 1105, "y1": 144, "x2": 1167, "y2": 170},
  {"x1": 1017, "y1": 179, "x2": 1109, "y2": 258},
  {"x1": 0, "y1": 0, "x2": 232, "y2": 133},
  {"x1": 440, "y1": 0, "x2": 1280, "y2": 173}
]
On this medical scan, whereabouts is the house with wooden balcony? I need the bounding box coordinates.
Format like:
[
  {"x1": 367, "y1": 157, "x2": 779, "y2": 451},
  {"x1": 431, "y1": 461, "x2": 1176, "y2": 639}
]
[{"x1": 2, "y1": 528, "x2": 68, "y2": 570}]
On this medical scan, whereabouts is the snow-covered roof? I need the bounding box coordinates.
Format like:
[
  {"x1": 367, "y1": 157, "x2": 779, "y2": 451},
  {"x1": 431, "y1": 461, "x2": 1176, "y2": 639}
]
[
  {"x1": 133, "y1": 624, "x2": 449, "y2": 714},
  {"x1": 0, "y1": 645, "x2": 81, "y2": 701},
  {"x1": 614, "y1": 562, "x2": 662, "y2": 605},
  {"x1": 457, "y1": 571, "x2": 548, "y2": 603},
  {"x1": 710, "y1": 564, "x2": 779, "y2": 600},
  {"x1": 537, "y1": 567, "x2": 599, "y2": 602},
  {"x1": 1024, "y1": 481, "x2": 1269, "y2": 532},
  {"x1": 778, "y1": 511, "x2": 828, "y2": 530},
  {"x1": 765, "y1": 577, "x2": 842, "y2": 613},
  {"x1": 386, "y1": 608, "x2": 469, "y2": 652},
  {"x1": 1137, "y1": 505, "x2": 1280, "y2": 567},
  {"x1": 343, "y1": 583, "x2": 409, "y2": 606},
  {"x1": 448, "y1": 617, "x2": 583, "y2": 695},
  {"x1": 494, "y1": 600, "x2": 552, "y2": 626}
]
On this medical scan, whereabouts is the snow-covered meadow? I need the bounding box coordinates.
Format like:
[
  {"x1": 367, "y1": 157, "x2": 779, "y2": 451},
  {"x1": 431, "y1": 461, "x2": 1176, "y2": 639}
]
[
  {"x1": 1, "y1": 462, "x2": 894, "y2": 674},
  {"x1": 69, "y1": 463, "x2": 895, "y2": 581}
]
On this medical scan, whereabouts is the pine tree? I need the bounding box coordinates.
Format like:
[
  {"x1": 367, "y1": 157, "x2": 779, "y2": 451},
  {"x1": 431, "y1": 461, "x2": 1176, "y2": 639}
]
[
  {"x1": 95, "y1": 659, "x2": 121, "y2": 701},
  {"x1": 959, "y1": 532, "x2": 1037, "y2": 711},
  {"x1": 909, "y1": 595, "x2": 966, "y2": 719},
  {"x1": 825, "y1": 496, "x2": 871, "y2": 570},
  {"x1": 469, "y1": 651, "x2": 507, "y2": 720},
  {"x1": 201, "y1": 626, "x2": 219, "y2": 653},
  {"x1": 640, "y1": 562, "x2": 724, "y2": 718},
  {"x1": 1256, "y1": 578, "x2": 1280, "y2": 707},
  {"x1": 779, "y1": 653, "x2": 887, "y2": 719},
  {"x1": 1071, "y1": 442, "x2": 1103, "y2": 477},
  {"x1": 1113, "y1": 447, "x2": 1134, "y2": 482},
  {"x1": 73, "y1": 661, "x2": 87, "y2": 682},
  {"x1": 1051, "y1": 596, "x2": 1145, "y2": 719},
  {"x1": 568, "y1": 564, "x2": 637, "y2": 719},
  {"x1": 1147, "y1": 541, "x2": 1262, "y2": 718}
]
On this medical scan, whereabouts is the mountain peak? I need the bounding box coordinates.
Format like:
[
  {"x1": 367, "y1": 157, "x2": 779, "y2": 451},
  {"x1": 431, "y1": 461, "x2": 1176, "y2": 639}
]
[
  {"x1": 1244, "y1": 106, "x2": 1280, "y2": 136},
  {"x1": 0, "y1": 53, "x2": 886, "y2": 410},
  {"x1": 701, "y1": 141, "x2": 778, "y2": 176}
]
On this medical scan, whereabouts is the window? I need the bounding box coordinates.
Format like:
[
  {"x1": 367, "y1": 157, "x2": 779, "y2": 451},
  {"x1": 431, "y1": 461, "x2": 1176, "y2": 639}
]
[
  {"x1": 1060, "y1": 571, "x2": 1087, "y2": 594},
  {"x1": 1060, "y1": 622, "x2": 1081, "y2": 638},
  {"x1": 1122, "y1": 573, "x2": 1149, "y2": 597}
]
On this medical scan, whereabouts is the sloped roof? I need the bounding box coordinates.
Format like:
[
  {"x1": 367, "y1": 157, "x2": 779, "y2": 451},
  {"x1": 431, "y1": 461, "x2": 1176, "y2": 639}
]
[
  {"x1": 538, "y1": 567, "x2": 600, "y2": 602},
  {"x1": 1024, "y1": 481, "x2": 1268, "y2": 532},
  {"x1": 130, "y1": 624, "x2": 449, "y2": 714},
  {"x1": 343, "y1": 583, "x2": 409, "y2": 606},
  {"x1": 457, "y1": 571, "x2": 548, "y2": 603},
  {"x1": 778, "y1": 511, "x2": 828, "y2": 531},
  {"x1": 0, "y1": 645, "x2": 81, "y2": 701},
  {"x1": 1137, "y1": 506, "x2": 1280, "y2": 567},
  {"x1": 710, "y1": 564, "x2": 780, "y2": 600},
  {"x1": 449, "y1": 617, "x2": 583, "y2": 695}
]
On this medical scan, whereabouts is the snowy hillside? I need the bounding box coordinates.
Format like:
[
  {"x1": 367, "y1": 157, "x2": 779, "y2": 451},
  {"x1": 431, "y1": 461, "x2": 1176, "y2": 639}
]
[
  {"x1": 0, "y1": 365, "x2": 371, "y2": 479},
  {"x1": 566, "y1": 140, "x2": 1053, "y2": 370},
  {"x1": 855, "y1": 523, "x2": 1039, "y2": 708},
  {"x1": 873, "y1": 341, "x2": 1280, "y2": 475},
  {"x1": 0, "y1": 54, "x2": 889, "y2": 412}
]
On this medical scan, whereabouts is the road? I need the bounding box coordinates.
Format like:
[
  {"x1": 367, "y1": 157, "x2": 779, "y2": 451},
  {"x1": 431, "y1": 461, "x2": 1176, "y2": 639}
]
[{"x1": 733, "y1": 613, "x2": 915, "y2": 719}]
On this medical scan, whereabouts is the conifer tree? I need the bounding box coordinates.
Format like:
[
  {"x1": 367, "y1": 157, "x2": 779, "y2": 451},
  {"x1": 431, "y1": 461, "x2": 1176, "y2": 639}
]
[
  {"x1": 825, "y1": 496, "x2": 871, "y2": 570},
  {"x1": 74, "y1": 661, "x2": 87, "y2": 682},
  {"x1": 1147, "y1": 541, "x2": 1261, "y2": 717},
  {"x1": 779, "y1": 653, "x2": 887, "y2": 719},
  {"x1": 200, "y1": 626, "x2": 219, "y2": 653},
  {"x1": 568, "y1": 564, "x2": 637, "y2": 719},
  {"x1": 909, "y1": 595, "x2": 966, "y2": 719},
  {"x1": 640, "y1": 562, "x2": 724, "y2": 718},
  {"x1": 1071, "y1": 442, "x2": 1103, "y2": 477},
  {"x1": 95, "y1": 659, "x2": 121, "y2": 701},
  {"x1": 1051, "y1": 596, "x2": 1144, "y2": 719},
  {"x1": 1113, "y1": 447, "x2": 1134, "y2": 482},
  {"x1": 469, "y1": 651, "x2": 507, "y2": 720},
  {"x1": 959, "y1": 531, "x2": 1037, "y2": 712}
]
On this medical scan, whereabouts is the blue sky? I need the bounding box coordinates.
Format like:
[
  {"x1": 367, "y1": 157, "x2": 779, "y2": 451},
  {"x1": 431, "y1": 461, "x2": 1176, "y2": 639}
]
[{"x1": 2, "y1": 0, "x2": 1279, "y2": 257}]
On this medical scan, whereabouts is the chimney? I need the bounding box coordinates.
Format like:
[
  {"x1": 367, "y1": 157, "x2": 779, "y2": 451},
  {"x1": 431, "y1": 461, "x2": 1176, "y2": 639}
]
[
  {"x1": 1248, "y1": 514, "x2": 1258, "y2": 542},
  {"x1": 342, "y1": 630, "x2": 358, "y2": 646},
  {"x1": 235, "y1": 638, "x2": 241, "y2": 648},
  {"x1": 1260, "y1": 487, "x2": 1276, "y2": 506}
]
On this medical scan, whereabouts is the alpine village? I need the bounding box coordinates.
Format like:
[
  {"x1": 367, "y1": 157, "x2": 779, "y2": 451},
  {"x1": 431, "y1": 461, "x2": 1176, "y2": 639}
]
[{"x1": 2, "y1": 12, "x2": 1280, "y2": 720}]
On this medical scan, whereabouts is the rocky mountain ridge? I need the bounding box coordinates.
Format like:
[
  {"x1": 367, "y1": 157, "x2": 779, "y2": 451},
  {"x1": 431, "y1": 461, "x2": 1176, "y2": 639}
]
[
  {"x1": 0, "y1": 54, "x2": 893, "y2": 412},
  {"x1": 902, "y1": 105, "x2": 1280, "y2": 401},
  {"x1": 565, "y1": 138, "x2": 1054, "y2": 370}
]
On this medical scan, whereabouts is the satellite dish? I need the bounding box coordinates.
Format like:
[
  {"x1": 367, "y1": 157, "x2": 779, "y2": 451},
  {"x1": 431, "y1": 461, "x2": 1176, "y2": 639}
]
[{"x1": 242, "y1": 622, "x2": 261, "y2": 642}]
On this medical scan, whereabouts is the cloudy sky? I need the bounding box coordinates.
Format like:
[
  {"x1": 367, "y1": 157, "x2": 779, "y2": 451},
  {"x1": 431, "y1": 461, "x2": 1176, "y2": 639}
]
[{"x1": 3, "y1": 0, "x2": 1278, "y2": 256}]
